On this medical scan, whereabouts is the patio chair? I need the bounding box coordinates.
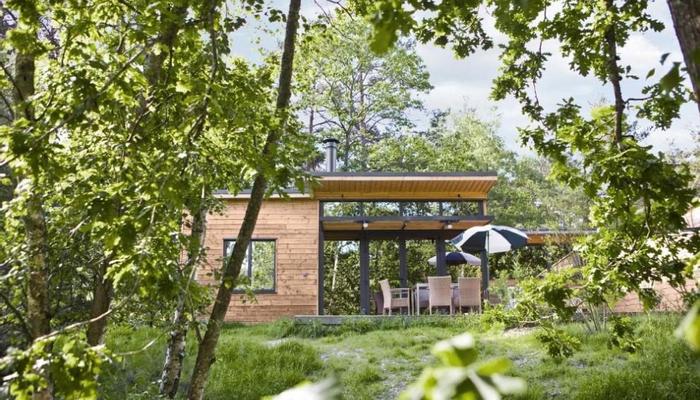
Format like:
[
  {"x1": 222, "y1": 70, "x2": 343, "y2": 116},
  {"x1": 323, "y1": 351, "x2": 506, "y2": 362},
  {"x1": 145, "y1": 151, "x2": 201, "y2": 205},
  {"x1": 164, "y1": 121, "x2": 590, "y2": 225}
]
[
  {"x1": 379, "y1": 279, "x2": 410, "y2": 315},
  {"x1": 457, "y1": 277, "x2": 481, "y2": 313},
  {"x1": 428, "y1": 276, "x2": 453, "y2": 315}
]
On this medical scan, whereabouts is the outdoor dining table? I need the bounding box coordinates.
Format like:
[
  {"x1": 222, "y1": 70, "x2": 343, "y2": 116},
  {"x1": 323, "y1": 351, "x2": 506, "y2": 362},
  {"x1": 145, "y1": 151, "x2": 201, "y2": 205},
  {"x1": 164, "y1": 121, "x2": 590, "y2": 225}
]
[{"x1": 413, "y1": 282, "x2": 459, "y2": 315}]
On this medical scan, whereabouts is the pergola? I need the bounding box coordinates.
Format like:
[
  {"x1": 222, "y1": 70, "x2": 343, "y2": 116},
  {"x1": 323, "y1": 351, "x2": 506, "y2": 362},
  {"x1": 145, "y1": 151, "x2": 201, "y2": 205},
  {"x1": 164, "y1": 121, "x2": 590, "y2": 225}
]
[{"x1": 314, "y1": 172, "x2": 497, "y2": 315}]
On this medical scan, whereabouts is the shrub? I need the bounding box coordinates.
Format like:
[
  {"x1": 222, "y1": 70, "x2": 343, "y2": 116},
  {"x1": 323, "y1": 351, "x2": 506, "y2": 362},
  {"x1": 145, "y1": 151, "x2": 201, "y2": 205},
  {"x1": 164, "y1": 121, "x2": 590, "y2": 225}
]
[
  {"x1": 480, "y1": 303, "x2": 519, "y2": 329},
  {"x1": 608, "y1": 316, "x2": 640, "y2": 353},
  {"x1": 536, "y1": 324, "x2": 581, "y2": 360},
  {"x1": 525, "y1": 271, "x2": 578, "y2": 321}
]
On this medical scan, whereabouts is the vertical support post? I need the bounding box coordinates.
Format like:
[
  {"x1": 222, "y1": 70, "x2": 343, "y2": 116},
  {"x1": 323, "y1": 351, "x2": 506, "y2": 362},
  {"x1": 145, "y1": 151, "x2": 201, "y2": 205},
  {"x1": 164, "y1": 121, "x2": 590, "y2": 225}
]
[
  {"x1": 359, "y1": 233, "x2": 370, "y2": 315},
  {"x1": 318, "y1": 203, "x2": 324, "y2": 315},
  {"x1": 399, "y1": 237, "x2": 408, "y2": 287},
  {"x1": 436, "y1": 237, "x2": 447, "y2": 276},
  {"x1": 480, "y1": 249, "x2": 489, "y2": 302}
]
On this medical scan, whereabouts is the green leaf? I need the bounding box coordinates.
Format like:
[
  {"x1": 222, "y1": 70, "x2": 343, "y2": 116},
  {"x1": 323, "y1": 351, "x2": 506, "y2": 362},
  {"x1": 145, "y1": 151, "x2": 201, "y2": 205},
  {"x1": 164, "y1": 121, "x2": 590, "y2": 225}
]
[
  {"x1": 490, "y1": 374, "x2": 527, "y2": 394},
  {"x1": 175, "y1": 80, "x2": 192, "y2": 94},
  {"x1": 659, "y1": 63, "x2": 682, "y2": 92},
  {"x1": 432, "y1": 333, "x2": 478, "y2": 367},
  {"x1": 675, "y1": 301, "x2": 700, "y2": 352},
  {"x1": 475, "y1": 357, "x2": 512, "y2": 375}
]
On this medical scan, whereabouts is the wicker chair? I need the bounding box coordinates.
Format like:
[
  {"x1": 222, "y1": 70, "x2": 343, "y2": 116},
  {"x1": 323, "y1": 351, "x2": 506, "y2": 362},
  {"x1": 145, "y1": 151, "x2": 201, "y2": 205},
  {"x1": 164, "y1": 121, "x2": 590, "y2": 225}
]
[
  {"x1": 457, "y1": 277, "x2": 481, "y2": 313},
  {"x1": 379, "y1": 279, "x2": 410, "y2": 315},
  {"x1": 428, "y1": 276, "x2": 453, "y2": 315}
]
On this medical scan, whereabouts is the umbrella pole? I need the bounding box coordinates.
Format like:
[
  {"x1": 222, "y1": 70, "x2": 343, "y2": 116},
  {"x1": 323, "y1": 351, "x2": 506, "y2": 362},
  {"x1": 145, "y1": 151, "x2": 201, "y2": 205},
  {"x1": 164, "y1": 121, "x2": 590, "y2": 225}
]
[
  {"x1": 481, "y1": 249, "x2": 489, "y2": 304},
  {"x1": 481, "y1": 231, "x2": 489, "y2": 305}
]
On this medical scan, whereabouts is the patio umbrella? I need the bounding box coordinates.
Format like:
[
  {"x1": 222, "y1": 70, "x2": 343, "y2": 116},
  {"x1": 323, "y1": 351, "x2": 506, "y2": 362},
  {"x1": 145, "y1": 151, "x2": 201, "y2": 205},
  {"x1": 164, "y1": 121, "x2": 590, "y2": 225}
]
[
  {"x1": 428, "y1": 252, "x2": 481, "y2": 266},
  {"x1": 451, "y1": 224, "x2": 528, "y2": 254},
  {"x1": 450, "y1": 225, "x2": 529, "y2": 298}
]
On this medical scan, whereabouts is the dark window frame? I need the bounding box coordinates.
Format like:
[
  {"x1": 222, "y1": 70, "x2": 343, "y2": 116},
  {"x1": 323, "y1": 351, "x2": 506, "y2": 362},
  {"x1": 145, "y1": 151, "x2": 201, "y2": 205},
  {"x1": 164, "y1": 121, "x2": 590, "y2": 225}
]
[{"x1": 223, "y1": 238, "x2": 277, "y2": 294}]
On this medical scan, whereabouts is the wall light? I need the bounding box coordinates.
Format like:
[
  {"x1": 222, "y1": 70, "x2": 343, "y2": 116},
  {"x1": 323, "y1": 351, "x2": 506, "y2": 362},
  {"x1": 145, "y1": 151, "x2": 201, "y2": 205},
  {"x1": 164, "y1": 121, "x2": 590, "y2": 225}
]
[
  {"x1": 446, "y1": 223, "x2": 453, "y2": 229},
  {"x1": 362, "y1": 221, "x2": 369, "y2": 229}
]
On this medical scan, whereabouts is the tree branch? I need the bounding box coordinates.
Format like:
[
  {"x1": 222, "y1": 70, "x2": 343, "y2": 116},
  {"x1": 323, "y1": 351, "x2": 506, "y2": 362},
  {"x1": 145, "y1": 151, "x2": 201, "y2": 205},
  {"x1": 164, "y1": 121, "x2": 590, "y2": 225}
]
[
  {"x1": 0, "y1": 288, "x2": 32, "y2": 341},
  {"x1": 604, "y1": 0, "x2": 625, "y2": 144}
]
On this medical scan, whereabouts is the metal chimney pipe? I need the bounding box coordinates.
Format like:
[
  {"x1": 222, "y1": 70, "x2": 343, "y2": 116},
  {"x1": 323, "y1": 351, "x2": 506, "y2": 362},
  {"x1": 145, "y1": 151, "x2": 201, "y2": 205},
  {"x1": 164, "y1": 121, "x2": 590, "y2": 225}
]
[{"x1": 322, "y1": 138, "x2": 339, "y2": 172}]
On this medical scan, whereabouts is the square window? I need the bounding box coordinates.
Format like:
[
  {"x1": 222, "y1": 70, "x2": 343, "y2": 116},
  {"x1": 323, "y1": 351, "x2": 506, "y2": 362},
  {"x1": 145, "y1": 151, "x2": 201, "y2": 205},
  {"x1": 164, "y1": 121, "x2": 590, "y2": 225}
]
[{"x1": 223, "y1": 239, "x2": 276, "y2": 292}]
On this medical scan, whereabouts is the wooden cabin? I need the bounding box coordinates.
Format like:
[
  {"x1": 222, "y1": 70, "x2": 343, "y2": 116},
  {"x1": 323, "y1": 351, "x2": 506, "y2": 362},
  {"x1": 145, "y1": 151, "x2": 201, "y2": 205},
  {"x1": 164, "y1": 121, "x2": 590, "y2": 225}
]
[
  {"x1": 198, "y1": 171, "x2": 498, "y2": 323},
  {"x1": 197, "y1": 139, "x2": 574, "y2": 323}
]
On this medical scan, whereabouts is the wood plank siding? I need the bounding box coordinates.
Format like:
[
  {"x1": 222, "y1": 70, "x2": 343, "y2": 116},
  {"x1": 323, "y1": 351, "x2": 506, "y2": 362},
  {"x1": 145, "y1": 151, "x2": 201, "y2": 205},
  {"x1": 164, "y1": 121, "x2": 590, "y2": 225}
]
[
  {"x1": 199, "y1": 198, "x2": 319, "y2": 323},
  {"x1": 313, "y1": 174, "x2": 497, "y2": 200}
]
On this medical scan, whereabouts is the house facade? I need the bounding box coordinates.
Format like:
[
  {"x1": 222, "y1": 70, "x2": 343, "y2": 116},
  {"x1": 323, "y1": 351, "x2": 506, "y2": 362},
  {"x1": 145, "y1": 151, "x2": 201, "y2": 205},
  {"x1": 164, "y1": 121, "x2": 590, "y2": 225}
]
[{"x1": 197, "y1": 138, "x2": 500, "y2": 322}]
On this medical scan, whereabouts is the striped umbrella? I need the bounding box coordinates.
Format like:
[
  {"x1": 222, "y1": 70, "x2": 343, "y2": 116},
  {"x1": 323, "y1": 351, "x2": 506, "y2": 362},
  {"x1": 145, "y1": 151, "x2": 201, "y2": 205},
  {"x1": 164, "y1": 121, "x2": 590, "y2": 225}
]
[
  {"x1": 428, "y1": 252, "x2": 481, "y2": 266},
  {"x1": 451, "y1": 224, "x2": 528, "y2": 254},
  {"x1": 450, "y1": 225, "x2": 528, "y2": 299}
]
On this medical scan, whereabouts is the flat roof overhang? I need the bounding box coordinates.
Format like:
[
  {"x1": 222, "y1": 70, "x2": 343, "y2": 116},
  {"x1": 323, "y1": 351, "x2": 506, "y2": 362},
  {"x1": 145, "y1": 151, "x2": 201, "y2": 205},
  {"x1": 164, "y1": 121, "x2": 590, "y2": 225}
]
[
  {"x1": 312, "y1": 172, "x2": 497, "y2": 200},
  {"x1": 322, "y1": 215, "x2": 493, "y2": 241}
]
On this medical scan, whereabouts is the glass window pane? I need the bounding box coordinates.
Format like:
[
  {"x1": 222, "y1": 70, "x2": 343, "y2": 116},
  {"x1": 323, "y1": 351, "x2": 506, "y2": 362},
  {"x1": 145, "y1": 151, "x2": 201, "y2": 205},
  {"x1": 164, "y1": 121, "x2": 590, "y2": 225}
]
[
  {"x1": 323, "y1": 202, "x2": 361, "y2": 217},
  {"x1": 364, "y1": 201, "x2": 400, "y2": 217},
  {"x1": 224, "y1": 240, "x2": 250, "y2": 289},
  {"x1": 442, "y1": 201, "x2": 479, "y2": 216},
  {"x1": 402, "y1": 201, "x2": 440, "y2": 216},
  {"x1": 250, "y1": 240, "x2": 275, "y2": 290}
]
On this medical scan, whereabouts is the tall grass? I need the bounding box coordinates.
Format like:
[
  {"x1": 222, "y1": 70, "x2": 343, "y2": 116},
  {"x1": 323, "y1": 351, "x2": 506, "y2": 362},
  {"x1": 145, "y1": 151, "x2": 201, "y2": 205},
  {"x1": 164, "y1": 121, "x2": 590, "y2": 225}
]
[
  {"x1": 98, "y1": 314, "x2": 699, "y2": 400},
  {"x1": 100, "y1": 326, "x2": 167, "y2": 399},
  {"x1": 205, "y1": 338, "x2": 321, "y2": 400},
  {"x1": 573, "y1": 315, "x2": 700, "y2": 400},
  {"x1": 99, "y1": 325, "x2": 321, "y2": 400}
]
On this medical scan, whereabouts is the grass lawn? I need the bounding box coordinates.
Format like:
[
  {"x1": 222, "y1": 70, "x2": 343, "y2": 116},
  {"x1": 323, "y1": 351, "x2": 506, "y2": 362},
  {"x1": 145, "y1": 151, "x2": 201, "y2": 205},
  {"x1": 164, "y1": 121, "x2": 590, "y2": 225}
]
[{"x1": 100, "y1": 314, "x2": 700, "y2": 399}]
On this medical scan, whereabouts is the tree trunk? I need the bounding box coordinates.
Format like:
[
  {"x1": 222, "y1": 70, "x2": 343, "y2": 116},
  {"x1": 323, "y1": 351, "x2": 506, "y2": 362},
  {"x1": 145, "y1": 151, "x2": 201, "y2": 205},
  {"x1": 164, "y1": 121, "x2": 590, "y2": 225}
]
[
  {"x1": 160, "y1": 204, "x2": 207, "y2": 399},
  {"x1": 23, "y1": 199, "x2": 49, "y2": 339},
  {"x1": 86, "y1": 257, "x2": 113, "y2": 346},
  {"x1": 667, "y1": 0, "x2": 700, "y2": 114},
  {"x1": 84, "y1": 0, "x2": 190, "y2": 349},
  {"x1": 16, "y1": 43, "x2": 52, "y2": 399},
  {"x1": 144, "y1": 5, "x2": 189, "y2": 88},
  {"x1": 343, "y1": 129, "x2": 350, "y2": 171},
  {"x1": 159, "y1": 303, "x2": 189, "y2": 398},
  {"x1": 604, "y1": 0, "x2": 624, "y2": 144},
  {"x1": 185, "y1": 1, "x2": 301, "y2": 399}
]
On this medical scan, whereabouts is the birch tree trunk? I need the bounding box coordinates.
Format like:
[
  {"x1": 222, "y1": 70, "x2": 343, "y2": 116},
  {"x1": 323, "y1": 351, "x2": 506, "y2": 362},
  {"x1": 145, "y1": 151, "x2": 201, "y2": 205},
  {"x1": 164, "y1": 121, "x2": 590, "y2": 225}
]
[
  {"x1": 667, "y1": 0, "x2": 700, "y2": 114},
  {"x1": 185, "y1": 1, "x2": 301, "y2": 398},
  {"x1": 159, "y1": 204, "x2": 207, "y2": 398},
  {"x1": 14, "y1": 25, "x2": 52, "y2": 400}
]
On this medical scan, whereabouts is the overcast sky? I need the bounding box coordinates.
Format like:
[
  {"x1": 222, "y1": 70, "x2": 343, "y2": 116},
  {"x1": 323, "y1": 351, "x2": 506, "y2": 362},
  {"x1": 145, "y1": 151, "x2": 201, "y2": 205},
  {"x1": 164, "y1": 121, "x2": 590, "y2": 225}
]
[{"x1": 233, "y1": 0, "x2": 698, "y2": 155}]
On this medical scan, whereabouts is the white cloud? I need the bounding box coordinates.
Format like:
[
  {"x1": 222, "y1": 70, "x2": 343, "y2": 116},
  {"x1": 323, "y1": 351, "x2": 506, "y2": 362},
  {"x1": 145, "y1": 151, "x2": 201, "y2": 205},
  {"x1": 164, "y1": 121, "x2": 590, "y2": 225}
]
[{"x1": 412, "y1": 5, "x2": 697, "y2": 155}]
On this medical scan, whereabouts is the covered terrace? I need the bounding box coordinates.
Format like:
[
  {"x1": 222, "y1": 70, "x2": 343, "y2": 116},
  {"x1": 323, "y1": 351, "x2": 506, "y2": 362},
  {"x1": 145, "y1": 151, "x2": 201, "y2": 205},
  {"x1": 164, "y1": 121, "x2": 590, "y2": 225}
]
[{"x1": 315, "y1": 171, "x2": 497, "y2": 315}]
